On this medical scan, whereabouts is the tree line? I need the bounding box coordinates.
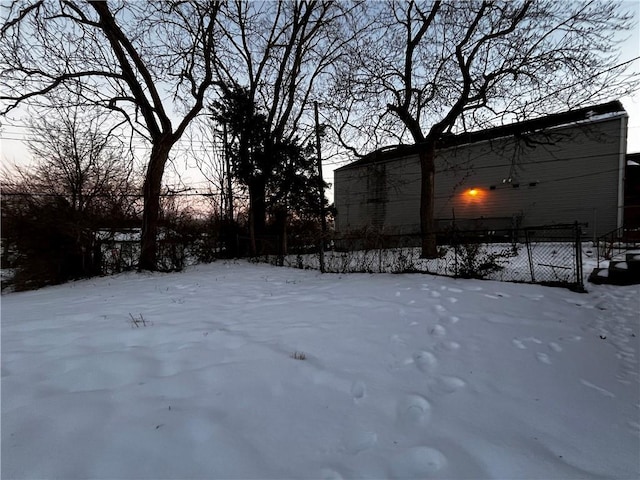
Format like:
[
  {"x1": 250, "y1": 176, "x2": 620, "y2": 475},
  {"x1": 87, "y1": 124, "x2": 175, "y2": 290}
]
[{"x1": 1, "y1": 0, "x2": 637, "y2": 282}]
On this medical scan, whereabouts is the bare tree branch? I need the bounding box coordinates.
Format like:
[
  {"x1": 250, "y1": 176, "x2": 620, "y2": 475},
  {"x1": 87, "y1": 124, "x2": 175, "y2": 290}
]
[{"x1": 1, "y1": 0, "x2": 221, "y2": 270}]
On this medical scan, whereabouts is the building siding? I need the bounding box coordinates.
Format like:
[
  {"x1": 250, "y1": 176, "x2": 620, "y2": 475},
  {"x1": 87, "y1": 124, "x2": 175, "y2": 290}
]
[{"x1": 335, "y1": 115, "x2": 627, "y2": 239}]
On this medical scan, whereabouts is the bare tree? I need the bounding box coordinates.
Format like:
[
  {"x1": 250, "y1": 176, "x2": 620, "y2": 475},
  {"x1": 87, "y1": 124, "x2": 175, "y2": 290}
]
[
  {"x1": 1, "y1": 100, "x2": 138, "y2": 289},
  {"x1": 334, "y1": 0, "x2": 637, "y2": 257},
  {"x1": 213, "y1": 0, "x2": 363, "y2": 249},
  {"x1": 23, "y1": 100, "x2": 137, "y2": 218},
  {"x1": 1, "y1": 0, "x2": 220, "y2": 270},
  {"x1": 185, "y1": 115, "x2": 236, "y2": 222}
]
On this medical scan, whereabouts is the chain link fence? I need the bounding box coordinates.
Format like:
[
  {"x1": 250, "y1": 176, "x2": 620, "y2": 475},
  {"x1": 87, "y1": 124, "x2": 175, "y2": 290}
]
[
  {"x1": 91, "y1": 223, "x2": 585, "y2": 291},
  {"x1": 96, "y1": 229, "x2": 225, "y2": 275},
  {"x1": 523, "y1": 224, "x2": 584, "y2": 289},
  {"x1": 268, "y1": 223, "x2": 586, "y2": 291}
]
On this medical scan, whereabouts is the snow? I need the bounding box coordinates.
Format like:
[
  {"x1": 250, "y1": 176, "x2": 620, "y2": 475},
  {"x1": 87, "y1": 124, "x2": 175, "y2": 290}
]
[{"x1": 2, "y1": 261, "x2": 639, "y2": 479}]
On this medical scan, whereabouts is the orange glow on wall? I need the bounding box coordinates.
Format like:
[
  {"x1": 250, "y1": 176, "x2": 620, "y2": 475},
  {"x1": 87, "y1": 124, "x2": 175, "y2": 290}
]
[{"x1": 462, "y1": 187, "x2": 485, "y2": 204}]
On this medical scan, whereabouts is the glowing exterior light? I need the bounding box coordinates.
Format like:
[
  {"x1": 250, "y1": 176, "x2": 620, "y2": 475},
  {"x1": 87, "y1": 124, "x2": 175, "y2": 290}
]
[{"x1": 464, "y1": 187, "x2": 486, "y2": 203}]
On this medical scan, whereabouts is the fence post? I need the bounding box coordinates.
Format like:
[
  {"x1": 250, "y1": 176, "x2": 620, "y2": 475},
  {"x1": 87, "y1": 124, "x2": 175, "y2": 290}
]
[
  {"x1": 319, "y1": 233, "x2": 325, "y2": 273},
  {"x1": 453, "y1": 231, "x2": 458, "y2": 278},
  {"x1": 525, "y1": 229, "x2": 536, "y2": 283},
  {"x1": 574, "y1": 222, "x2": 585, "y2": 292},
  {"x1": 451, "y1": 218, "x2": 458, "y2": 278},
  {"x1": 315, "y1": 102, "x2": 327, "y2": 274}
]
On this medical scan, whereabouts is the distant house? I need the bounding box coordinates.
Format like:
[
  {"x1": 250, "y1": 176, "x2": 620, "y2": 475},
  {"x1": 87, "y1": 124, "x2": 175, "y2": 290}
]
[{"x1": 334, "y1": 101, "x2": 630, "y2": 241}]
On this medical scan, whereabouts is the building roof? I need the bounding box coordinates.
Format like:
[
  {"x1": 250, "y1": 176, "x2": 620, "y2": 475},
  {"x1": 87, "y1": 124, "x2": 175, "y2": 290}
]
[{"x1": 336, "y1": 100, "x2": 626, "y2": 172}]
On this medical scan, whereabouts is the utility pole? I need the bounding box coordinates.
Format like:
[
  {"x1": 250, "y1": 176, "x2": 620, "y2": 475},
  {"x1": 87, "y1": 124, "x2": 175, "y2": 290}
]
[
  {"x1": 314, "y1": 101, "x2": 327, "y2": 273},
  {"x1": 223, "y1": 121, "x2": 233, "y2": 221}
]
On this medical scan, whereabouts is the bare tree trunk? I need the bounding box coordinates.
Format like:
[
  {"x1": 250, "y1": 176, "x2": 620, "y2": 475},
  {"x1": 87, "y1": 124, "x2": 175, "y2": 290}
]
[
  {"x1": 420, "y1": 140, "x2": 437, "y2": 258},
  {"x1": 139, "y1": 140, "x2": 172, "y2": 271},
  {"x1": 253, "y1": 187, "x2": 266, "y2": 239},
  {"x1": 248, "y1": 177, "x2": 267, "y2": 256},
  {"x1": 276, "y1": 207, "x2": 288, "y2": 257},
  {"x1": 248, "y1": 206, "x2": 256, "y2": 257}
]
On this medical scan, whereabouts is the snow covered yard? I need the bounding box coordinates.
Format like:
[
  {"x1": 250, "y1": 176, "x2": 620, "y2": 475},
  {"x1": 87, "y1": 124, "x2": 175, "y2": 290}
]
[{"x1": 2, "y1": 261, "x2": 638, "y2": 479}]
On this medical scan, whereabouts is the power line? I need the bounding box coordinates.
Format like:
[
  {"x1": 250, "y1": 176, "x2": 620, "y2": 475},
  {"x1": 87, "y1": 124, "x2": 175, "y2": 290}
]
[
  {"x1": 0, "y1": 189, "x2": 252, "y2": 200},
  {"x1": 0, "y1": 135, "x2": 220, "y2": 154}
]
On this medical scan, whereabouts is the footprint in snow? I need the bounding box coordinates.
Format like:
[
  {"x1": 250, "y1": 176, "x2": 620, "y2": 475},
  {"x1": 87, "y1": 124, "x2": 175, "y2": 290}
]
[
  {"x1": 351, "y1": 380, "x2": 366, "y2": 400},
  {"x1": 515, "y1": 337, "x2": 553, "y2": 353},
  {"x1": 569, "y1": 335, "x2": 582, "y2": 342},
  {"x1": 397, "y1": 394, "x2": 432, "y2": 426},
  {"x1": 449, "y1": 316, "x2": 460, "y2": 324},
  {"x1": 430, "y1": 324, "x2": 446, "y2": 336},
  {"x1": 447, "y1": 297, "x2": 459, "y2": 304},
  {"x1": 389, "y1": 446, "x2": 447, "y2": 478},
  {"x1": 549, "y1": 342, "x2": 562, "y2": 352},
  {"x1": 627, "y1": 421, "x2": 640, "y2": 434},
  {"x1": 343, "y1": 430, "x2": 377, "y2": 454},
  {"x1": 414, "y1": 351, "x2": 438, "y2": 374},
  {"x1": 536, "y1": 352, "x2": 552, "y2": 364},
  {"x1": 483, "y1": 294, "x2": 501, "y2": 299},
  {"x1": 430, "y1": 290, "x2": 441, "y2": 298},
  {"x1": 512, "y1": 339, "x2": 527, "y2": 350},
  {"x1": 432, "y1": 375, "x2": 466, "y2": 394}
]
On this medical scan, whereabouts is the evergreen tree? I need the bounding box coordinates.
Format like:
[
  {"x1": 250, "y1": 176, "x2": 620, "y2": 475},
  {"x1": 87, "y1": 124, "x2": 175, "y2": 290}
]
[{"x1": 212, "y1": 84, "x2": 325, "y2": 254}]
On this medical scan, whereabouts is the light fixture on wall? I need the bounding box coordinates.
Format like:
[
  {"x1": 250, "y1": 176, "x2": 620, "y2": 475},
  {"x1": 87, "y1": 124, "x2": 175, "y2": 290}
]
[
  {"x1": 463, "y1": 187, "x2": 484, "y2": 203},
  {"x1": 465, "y1": 187, "x2": 486, "y2": 198}
]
